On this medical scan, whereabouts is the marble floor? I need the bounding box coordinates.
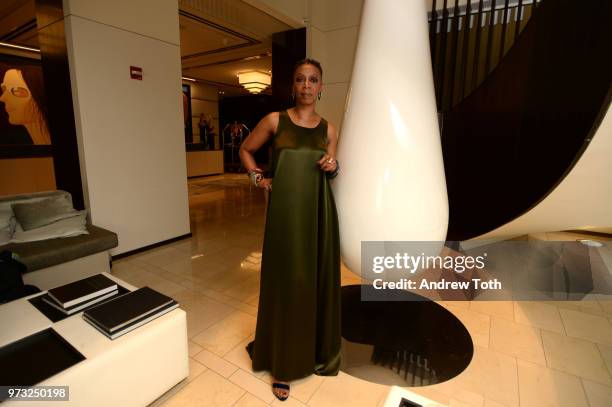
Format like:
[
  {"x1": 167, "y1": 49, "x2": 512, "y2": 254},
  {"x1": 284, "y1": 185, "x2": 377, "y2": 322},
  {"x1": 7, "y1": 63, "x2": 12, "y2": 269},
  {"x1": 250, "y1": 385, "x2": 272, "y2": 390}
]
[{"x1": 111, "y1": 174, "x2": 612, "y2": 407}]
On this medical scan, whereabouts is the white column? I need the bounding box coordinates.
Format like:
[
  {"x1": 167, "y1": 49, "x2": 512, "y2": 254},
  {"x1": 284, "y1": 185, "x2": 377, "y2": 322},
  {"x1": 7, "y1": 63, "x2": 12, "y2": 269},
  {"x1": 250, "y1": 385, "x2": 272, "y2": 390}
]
[
  {"x1": 334, "y1": 0, "x2": 449, "y2": 275},
  {"x1": 65, "y1": 0, "x2": 190, "y2": 254}
]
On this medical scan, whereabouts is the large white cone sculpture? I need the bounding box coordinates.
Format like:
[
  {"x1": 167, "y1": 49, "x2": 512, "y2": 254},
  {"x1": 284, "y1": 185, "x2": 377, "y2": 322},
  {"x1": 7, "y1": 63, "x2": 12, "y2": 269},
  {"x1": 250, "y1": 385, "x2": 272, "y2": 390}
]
[{"x1": 334, "y1": 0, "x2": 449, "y2": 276}]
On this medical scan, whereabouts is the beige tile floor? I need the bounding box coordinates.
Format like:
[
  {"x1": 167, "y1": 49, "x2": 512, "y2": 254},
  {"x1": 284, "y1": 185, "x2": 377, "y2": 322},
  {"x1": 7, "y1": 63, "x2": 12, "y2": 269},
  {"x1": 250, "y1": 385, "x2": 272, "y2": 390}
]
[{"x1": 111, "y1": 174, "x2": 612, "y2": 407}]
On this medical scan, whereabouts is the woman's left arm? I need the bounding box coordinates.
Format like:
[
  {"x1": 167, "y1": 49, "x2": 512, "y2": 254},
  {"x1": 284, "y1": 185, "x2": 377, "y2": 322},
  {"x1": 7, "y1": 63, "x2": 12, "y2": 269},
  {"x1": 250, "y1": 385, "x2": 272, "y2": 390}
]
[{"x1": 318, "y1": 122, "x2": 338, "y2": 172}]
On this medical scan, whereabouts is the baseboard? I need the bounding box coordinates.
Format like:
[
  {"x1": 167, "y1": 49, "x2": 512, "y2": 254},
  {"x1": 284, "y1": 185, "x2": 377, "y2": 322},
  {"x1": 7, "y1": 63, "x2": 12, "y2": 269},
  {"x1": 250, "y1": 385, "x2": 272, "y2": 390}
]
[
  {"x1": 187, "y1": 173, "x2": 224, "y2": 179},
  {"x1": 112, "y1": 233, "x2": 192, "y2": 261}
]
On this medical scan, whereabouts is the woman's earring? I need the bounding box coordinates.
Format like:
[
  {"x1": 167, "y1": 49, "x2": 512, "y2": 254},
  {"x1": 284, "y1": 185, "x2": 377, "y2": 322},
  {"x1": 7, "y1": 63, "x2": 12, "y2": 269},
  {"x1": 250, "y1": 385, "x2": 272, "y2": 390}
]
[
  {"x1": 318, "y1": 92, "x2": 322, "y2": 100},
  {"x1": 291, "y1": 92, "x2": 295, "y2": 101}
]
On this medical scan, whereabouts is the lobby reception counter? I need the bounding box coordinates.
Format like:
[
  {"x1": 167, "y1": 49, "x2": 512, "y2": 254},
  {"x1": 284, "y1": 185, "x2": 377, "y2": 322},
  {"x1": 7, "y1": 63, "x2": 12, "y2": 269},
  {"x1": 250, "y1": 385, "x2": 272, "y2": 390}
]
[{"x1": 186, "y1": 149, "x2": 224, "y2": 177}]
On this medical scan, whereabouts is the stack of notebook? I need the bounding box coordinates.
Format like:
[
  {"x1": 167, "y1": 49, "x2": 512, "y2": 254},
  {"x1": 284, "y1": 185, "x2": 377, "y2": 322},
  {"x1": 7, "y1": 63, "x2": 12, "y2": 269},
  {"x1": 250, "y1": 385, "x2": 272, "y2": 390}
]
[
  {"x1": 82, "y1": 287, "x2": 179, "y2": 340},
  {"x1": 42, "y1": 274, "x2": 119, "y2": 315}
]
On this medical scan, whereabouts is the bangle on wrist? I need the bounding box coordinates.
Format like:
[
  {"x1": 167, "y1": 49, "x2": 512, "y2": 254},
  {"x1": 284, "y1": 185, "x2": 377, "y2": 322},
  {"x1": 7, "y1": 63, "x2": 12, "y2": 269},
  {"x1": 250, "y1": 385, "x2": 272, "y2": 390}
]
[{"x1": 248, "y1": 168, "x2": 263, "y2": 187}]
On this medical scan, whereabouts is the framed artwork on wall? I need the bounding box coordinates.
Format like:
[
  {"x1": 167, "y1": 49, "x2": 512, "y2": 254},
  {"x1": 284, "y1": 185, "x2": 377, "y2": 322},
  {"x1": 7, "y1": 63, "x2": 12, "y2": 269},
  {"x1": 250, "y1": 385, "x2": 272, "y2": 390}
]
[{"x1": 0, "y1": 52, "x2": 52, "y2": 158}]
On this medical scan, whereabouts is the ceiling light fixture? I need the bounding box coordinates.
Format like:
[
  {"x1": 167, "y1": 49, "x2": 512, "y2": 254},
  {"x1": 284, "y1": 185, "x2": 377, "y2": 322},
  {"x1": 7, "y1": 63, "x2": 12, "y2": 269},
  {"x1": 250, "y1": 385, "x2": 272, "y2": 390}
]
[
  {"x1": 182, "y1": 76, "x2": 196, "y2": 82},
  {"x1": 237, "y1": 70, "x2": 271, "y2": 94},
  {"x1": 0, "y1": 41, "x2": 40, "y2": 53},
  {"x1": 577, "y1": 239, "x2": 604, "y2": 247}
]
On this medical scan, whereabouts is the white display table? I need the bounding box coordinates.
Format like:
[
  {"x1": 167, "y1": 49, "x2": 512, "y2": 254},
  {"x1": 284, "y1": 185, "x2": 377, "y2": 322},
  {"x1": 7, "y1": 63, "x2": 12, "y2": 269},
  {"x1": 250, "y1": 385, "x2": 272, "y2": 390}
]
[
  {"x1": 0, "y1": 273, "x2": 189, "y2": 406},
  {"x1": 380, "y1": 386, "x2": 446, "y2": 407}
]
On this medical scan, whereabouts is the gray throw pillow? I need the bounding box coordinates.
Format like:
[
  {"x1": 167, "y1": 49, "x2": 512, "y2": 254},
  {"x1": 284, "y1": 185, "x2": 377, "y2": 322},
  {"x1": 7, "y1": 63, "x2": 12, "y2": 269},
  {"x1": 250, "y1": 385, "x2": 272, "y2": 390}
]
[
  {"x1": 0, "y1": 208, "x2": 14, "y2": 229},
  {"x1": 11, "y1": 210, "x2": 88, "y2": 243},
  {"x1": 0, "y1": 224, "x2": 13, "y2": 245},
  {"x1": 11, "y1": 196, "x2": 77, "y2": 231}
]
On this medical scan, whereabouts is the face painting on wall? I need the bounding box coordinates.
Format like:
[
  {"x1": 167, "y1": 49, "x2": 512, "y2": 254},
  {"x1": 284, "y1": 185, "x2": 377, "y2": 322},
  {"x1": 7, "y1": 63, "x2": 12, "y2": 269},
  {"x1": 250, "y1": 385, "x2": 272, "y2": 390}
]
[{"x1": 0, "y1": 56, "x2": 51, "y2": 146}]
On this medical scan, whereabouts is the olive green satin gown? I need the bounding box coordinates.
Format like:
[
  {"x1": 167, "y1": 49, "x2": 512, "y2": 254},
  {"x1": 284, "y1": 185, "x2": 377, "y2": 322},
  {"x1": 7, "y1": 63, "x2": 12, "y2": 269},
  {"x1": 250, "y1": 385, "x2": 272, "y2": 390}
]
[{"x1": 246, "y1": 110, "x2": 341, "y2": 381}]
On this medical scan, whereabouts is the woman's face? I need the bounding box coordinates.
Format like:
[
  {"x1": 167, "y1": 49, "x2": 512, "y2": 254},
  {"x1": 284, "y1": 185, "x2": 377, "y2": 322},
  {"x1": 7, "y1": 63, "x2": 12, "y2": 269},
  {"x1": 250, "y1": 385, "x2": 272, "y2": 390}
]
[
  {"x1": 0, "y1": 69, "x2": 34, "y2": 125},
  {"x1": 293, "y1": 64, "x2": 322, "y2": 105}
]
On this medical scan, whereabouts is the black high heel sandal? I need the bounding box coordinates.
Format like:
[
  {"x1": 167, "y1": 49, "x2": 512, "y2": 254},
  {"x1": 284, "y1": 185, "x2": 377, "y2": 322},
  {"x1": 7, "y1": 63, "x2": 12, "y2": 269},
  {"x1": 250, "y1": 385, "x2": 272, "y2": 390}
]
[{"x1": 272, "y1": 382, "x2": 290, "y2": 401}]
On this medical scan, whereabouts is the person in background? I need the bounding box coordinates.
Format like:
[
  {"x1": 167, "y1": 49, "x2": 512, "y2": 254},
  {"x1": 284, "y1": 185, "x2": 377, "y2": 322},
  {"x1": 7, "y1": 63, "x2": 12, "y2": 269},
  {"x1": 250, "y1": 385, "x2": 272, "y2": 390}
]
[
  {"x1": 198, "y1": 113, "x2": 208, "y2": 146},
  {"x1": 205, "y1": 114, "x2": 215, "y2": 149}
]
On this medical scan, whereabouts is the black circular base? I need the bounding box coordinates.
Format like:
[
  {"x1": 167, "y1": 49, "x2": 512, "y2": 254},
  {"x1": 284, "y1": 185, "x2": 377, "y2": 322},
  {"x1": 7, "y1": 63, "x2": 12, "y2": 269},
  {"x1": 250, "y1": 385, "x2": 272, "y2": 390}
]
[{"x1": 340, "y1": 284, "x2": 473, "y2": 387}]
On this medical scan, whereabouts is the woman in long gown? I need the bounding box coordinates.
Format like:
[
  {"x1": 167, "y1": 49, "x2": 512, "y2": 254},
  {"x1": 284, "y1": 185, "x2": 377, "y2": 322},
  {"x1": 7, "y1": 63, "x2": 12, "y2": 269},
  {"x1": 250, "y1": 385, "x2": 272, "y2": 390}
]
[{"x1": 239, "y1": 59, "x2": 341, "y2": 401}]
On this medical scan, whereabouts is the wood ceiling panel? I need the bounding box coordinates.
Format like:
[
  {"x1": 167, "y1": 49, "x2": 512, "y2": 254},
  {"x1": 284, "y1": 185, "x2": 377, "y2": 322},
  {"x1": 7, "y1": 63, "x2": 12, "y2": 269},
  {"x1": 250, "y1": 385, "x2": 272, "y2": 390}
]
[
  {"x1": 0, "y1": 0, "x2": 36, "y2": 47},
  {"x1": 179, "y1": 11, "x2": 257, "y2": 59},
  {"x1": 186, "y1": 54, "x2": 271, "y2": 84}
]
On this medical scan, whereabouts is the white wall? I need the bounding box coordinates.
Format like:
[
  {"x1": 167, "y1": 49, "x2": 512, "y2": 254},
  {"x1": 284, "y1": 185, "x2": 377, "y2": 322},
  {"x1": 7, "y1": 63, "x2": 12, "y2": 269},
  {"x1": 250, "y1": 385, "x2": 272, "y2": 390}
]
[
  {"x1": 65, "y1": 0, "x2": 190, "y2": 254},
  {"x1": 308, "y1": 0, "x2": 364, "y2": 134}
]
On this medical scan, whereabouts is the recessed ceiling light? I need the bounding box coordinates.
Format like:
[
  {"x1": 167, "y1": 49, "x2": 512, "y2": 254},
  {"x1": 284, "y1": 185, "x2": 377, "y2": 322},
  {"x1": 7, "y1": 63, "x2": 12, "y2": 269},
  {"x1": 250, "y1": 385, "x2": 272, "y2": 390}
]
[{"x1": 577, "y1": 239, "x2": 604, "y2": 247}]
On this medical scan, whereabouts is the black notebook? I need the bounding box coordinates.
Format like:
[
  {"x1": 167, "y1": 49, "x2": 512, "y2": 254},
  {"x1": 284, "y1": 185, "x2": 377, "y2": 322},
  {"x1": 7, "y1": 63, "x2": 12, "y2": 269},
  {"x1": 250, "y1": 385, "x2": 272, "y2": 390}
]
[
  {"x1": 48, "y1": 274, "x2": 118, "y2": 308},
  {"x1": 42, "y1": 290, "x2": 119, "y2": 315},
  {"x1": 83, "y1": 287, "x2": 176, "y2": 333},
  {"x1": 83, "y1": 301, "x2": 179, "y2": 339}
]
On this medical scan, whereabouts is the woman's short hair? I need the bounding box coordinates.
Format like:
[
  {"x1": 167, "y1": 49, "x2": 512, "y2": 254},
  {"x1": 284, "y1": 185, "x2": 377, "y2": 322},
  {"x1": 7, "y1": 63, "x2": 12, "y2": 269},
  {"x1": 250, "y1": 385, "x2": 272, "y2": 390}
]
[{"x1": 292, "y1": 58, "x2": 323, "y2": 79}]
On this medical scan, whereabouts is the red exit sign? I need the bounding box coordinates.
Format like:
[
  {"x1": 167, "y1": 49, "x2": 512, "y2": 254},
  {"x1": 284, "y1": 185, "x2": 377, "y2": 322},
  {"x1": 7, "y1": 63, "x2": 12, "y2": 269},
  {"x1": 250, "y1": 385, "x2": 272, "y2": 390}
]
[{"x1": 130, "y1": 66, "x2": 142, "y2": 80}]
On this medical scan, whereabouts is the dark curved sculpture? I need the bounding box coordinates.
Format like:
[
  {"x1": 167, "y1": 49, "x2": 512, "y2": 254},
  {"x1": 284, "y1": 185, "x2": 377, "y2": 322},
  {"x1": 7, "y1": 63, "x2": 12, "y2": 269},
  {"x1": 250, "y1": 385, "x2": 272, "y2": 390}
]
[{"x1": 442, "y1": 0, "x2": 612, "y2": 240}]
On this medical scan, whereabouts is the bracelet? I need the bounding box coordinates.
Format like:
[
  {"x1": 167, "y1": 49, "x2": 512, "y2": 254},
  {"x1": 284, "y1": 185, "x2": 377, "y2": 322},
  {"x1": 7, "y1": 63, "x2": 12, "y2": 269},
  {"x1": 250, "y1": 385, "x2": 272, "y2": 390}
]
[
  {"x1": 248, "y1": 168, "x2": 263, "y2": 187},
  {"x1": 327, "y1": 159, "x2": 340, "y2": 179}
]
